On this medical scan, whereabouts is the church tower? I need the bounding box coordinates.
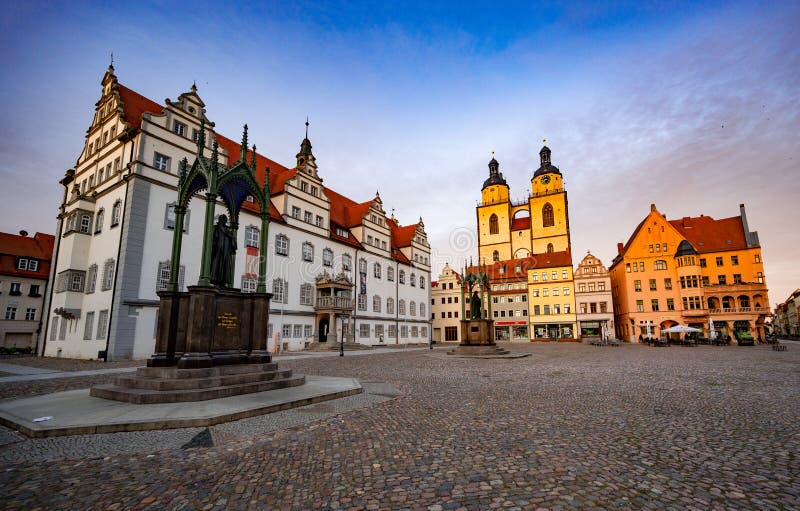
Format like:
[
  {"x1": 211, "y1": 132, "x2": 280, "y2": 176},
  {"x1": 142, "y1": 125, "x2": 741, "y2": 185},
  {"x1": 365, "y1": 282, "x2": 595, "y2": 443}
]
[
  {"x1": 528, "y1": 143, "x2": 571, "y2": 254},
  {"x1": 477, "y1": 155, "x2": 512, "y2": 263}
]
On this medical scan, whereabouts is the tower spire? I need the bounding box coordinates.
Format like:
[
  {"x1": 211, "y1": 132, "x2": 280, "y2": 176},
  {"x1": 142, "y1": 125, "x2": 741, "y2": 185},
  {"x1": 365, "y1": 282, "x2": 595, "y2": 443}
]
[{"x1": 305, "y1": 116, "x2": 309, "y2": 139}]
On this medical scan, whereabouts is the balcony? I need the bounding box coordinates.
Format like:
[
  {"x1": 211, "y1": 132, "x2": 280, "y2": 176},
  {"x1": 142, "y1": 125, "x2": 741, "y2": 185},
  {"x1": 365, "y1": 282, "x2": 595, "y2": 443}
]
[
  {"x1": 708, "y1": 307, "x2": 770, "y2": 315},
  {"x1": 682, "y1": 309, "x2": 708, "y2": 317},
  {"x1": 315, "y1": 295, "x2": 353, "y2": 311},
  {"x1": 703, "y1": 282, "x2": 767, "y2": 295}
]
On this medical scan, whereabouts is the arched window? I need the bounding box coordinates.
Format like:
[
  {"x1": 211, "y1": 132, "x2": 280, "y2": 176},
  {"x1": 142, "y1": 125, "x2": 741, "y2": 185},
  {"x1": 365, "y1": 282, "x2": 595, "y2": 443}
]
[
  {"x1": 493, "y1": 250, "x2": 499, "y2": 262},
  {"x1": 95, "y1": 209, "x2": 104, "y2": 234},
  {"x1": 386, "y1": 297, "x2": 395, "y2": 314},
  {"x1": 410, "y1": 272, "x2": 416, "y2": 287},
  {"x1": 419, "y1": 276, "x2": 425, "y2": 288},
  {"x1": 410, "y1": 301, "x2": 416, "y2": 316},
  {"x1": 387, "y1": 267, "x2": 394, "y2": 281},
  {"x1": 302, "y1": 242, "x2": 314, "y2": 261},
  {"x1": 489, "y1": 214, "x2": 499, "y2": 234},
  {"x1": 111, "y1": 200, "x2": 122, "y2": 227},
  {"x1": 420, "y1": 303, "x2": 426, "y2": 318},
  {"x1": 399, "y1": 299, "x2": 406, "y2": 315},
  {"x1": 542, "y1": 203, "x2": 554, "y2": 227},
  {"x1": 322, "y1": 248, "x2": 333, "y2": 267},
  {"x1": 547, "y1": 243, "x2": 554, "y2": 253},
  {"x1": 275, "y1": 234, "x2": 289, "y2": 256},
  {"x1": 359, "y1": 258, "x2": 367, "y2": 273},
  {"x1": 373, "y1": 263, "x2": 381, "y2": 278},
  {"x1": 373, "y1": 295, "x2": 381, "y2": 312},
  {"x1": 399, "y1": 270, "x2": 406, "y2": 284}
]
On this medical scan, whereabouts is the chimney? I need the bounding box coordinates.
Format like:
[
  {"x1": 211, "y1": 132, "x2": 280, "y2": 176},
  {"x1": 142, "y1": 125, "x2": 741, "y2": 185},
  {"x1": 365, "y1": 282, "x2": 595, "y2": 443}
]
[
  {"x1": 19, "y1": 230, "x2": 28, "y2": 237},
  {"x1": 617, "y1": 242, "x2": 624, "y2": 254},
  {"x1": 650, "y1": 203, "x2": 657, "y2": 212}
]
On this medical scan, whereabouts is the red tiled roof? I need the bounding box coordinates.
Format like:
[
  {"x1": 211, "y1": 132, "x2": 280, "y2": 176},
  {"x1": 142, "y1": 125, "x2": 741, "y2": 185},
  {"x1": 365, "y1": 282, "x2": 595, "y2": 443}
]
[
  {"x1": 0, "y1": 232, "x2": 55, "y2": 279},
  {"x1": 466, "y1": 251, "x2": 572, "y2": 282},
  {"x1": 511, "y1": 216, "x2": 530, "y2": 231},
  {"x1": 669, "y1": 215, "x2": 747, "y2": 253},
  {"x1": 118, "y1": 85, "x2": 163, "y2": 130},
  {"x1": 325, "y1": 187, "x2": 372, "y2": 228}
]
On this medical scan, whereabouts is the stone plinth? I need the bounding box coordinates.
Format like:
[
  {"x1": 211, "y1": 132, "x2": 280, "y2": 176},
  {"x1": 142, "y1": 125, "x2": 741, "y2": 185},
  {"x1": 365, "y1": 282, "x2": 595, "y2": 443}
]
[
  {"x1": 448, "y1": 319, "x2": 511, "y2": 356},
  {"x1": 149, "y1": 286, "x2": 272, "y2": 368},
  {"x1": 91, "y1": 363, "x2": 305, "y2": 404}
]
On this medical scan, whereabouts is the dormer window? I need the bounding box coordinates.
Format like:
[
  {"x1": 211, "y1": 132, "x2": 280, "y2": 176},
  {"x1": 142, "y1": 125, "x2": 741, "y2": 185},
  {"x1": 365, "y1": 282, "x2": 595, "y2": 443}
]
[
  {"x1": 300, "y1": 181, "x2": 308, "y2": 192},
  {"x1": 310, "y1": 185, "x2": 318, "y2": 197}
]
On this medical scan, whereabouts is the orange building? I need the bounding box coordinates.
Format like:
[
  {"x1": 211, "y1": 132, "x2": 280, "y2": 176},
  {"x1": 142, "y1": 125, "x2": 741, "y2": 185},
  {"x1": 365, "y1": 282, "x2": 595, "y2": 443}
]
[{"x1": 610, "y1": 204, "x2": 769, "y2": 343}]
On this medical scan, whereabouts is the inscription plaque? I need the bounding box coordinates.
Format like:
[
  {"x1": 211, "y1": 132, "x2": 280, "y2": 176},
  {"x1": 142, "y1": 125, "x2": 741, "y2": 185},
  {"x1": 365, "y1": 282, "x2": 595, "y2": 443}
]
[{"x1": 217, "y1": 312, "x2": 238, "y2": 329}]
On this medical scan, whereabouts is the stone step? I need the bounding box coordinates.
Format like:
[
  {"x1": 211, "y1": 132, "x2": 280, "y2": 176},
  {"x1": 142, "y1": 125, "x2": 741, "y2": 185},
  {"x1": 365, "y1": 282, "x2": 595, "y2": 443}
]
[
  {"x1": 90, "y1": 374, "x2": 306, "y2": 404},
  {"x1": 136, "y1": 363, "x2": 278, "y2": 379},
  {"x1": 114, "y1": 368, "x2": 294, "y2": 391}
]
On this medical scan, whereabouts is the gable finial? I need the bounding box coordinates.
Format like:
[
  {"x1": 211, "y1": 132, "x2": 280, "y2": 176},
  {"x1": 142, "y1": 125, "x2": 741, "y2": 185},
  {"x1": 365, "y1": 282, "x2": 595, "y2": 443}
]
[
  {"x1": 240, "y1": 124, "x2": 248, "y2": 161},
  {"x1": 305, "y1": 116, "x2": 309, "y2": 139},
  {"x1": 212, "y1": 140, "x2": 219, "y2": 171},
  {"x1": 251, "y1": 144, "x2": 257, "y2": 170},
  {"x1": 110, "y1": 52, "x2": 114, "y2": 69},
  {"x1": 191, "y1": 80, "x2": 197, "y2": 93}
]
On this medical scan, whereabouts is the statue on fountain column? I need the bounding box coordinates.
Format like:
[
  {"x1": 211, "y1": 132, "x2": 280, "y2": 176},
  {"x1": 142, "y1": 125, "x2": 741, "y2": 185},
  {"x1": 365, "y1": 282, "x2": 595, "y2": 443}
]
[{"x1": 210, "y1": 214, "x2": 236, "y2": 287}]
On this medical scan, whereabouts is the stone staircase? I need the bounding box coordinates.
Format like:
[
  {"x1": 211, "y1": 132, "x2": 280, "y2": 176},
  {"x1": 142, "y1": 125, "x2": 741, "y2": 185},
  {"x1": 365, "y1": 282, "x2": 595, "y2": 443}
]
[{"x1": 90, "y1": 362, "x2": 305, "y2": 404}]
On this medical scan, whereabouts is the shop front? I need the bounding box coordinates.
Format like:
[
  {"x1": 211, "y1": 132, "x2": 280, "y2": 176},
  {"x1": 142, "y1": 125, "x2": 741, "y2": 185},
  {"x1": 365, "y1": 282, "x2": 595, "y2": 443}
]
[
  {"x1": 532, "y1": 323, "x2": 574, "y2": 341},
  {"x1": 494, "y1": 321, "x2": 529, "y2": 341},
  {"x1": 579, "y1": 320, "x2": 600, "y2": 338}
]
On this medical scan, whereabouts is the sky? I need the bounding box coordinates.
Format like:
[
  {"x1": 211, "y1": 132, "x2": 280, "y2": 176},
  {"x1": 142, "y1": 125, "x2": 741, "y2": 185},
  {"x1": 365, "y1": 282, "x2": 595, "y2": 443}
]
[{"x1": 0, "y1": 1, "x2": 798, "y2": 307}]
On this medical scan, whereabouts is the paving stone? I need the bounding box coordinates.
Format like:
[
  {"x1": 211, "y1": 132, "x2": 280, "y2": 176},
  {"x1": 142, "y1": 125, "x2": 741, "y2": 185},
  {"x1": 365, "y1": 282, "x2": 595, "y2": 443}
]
[{"x1": 0, "y1": 344, "x2": 798, "y2": 510}]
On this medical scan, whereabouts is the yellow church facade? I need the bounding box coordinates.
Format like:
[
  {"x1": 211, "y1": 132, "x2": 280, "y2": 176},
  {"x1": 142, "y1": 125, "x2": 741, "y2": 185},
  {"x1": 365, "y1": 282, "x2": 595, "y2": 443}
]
[{"x1": 476, "y1": 144, "x2": 578, "y2": 340}]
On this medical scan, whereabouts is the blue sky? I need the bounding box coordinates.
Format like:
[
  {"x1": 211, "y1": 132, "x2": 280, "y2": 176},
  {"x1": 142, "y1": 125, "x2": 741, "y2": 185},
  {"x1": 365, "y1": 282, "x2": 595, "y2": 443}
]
[{"x1": 1, "y1": 1, "x2": 798, "y2": 306}]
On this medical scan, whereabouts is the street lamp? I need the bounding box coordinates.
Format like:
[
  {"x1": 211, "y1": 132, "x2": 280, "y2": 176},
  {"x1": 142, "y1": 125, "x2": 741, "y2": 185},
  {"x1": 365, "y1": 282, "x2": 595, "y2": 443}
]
[{"x1": 340, "y1": 314, "x2": 345, "y2": 357}]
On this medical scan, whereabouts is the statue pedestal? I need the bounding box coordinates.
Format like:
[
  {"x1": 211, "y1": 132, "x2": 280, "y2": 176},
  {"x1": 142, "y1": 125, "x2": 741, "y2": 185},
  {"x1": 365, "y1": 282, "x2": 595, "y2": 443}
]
[
  {"x1": 148, "y1": 286, "x2": 272, "y2": 368},
  {"x1": 448, "y1": 319, "x2": 510, "y2": 356}
]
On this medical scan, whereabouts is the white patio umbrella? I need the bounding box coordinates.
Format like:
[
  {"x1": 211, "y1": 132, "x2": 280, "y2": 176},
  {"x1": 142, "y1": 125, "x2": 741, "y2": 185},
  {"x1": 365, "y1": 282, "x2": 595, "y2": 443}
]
[{"x1": 661, "y1": 325, "x2": 702, "y2": 333}]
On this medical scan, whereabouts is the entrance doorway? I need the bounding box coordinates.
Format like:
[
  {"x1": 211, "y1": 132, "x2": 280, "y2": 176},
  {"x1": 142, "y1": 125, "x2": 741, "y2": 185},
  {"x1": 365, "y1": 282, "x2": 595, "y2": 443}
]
[{"x1": 318, "y1": 317, "x2": 329, "y2": 342}]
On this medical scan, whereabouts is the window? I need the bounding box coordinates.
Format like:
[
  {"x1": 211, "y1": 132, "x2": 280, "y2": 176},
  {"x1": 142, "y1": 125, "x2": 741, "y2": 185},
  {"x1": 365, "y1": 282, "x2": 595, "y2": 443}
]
[
  {"x1": 359, "y1": 258, "x2": 367, "y2": 273},
  {"x1": 718, "y1": 275, "x2": 727, "y2": 285},
  {"x1": 639, "y1": 262, "x2": 644, "y2": 272},
  {"x1": 272, "y1": 279, "x2": 288, "y2": 303},
  {"x1": 598, "y1": 282, "x2": 605, "y2": 291},
  {"x1": 316, "y1": 215, "x2": 324, "y2": 227},
  {"x1": 343, "y1": 254, "x2": 352, "y2": 271},
  {"x1": 399, "y1": 299, "x2": 406, "y2": 315},
  {"x1": 300, "y1": 181, "x2": 308, "y2": 192},
  {"x1": 543, "y1": 305, "x2": 551, "y2": 315},
  {"x1": 101, "y1": 259, "x2": 115, "y2": 291},
  {"x1": 634, "y1": 280, "x2": 641, "y2": 292},
  {"x1": 552, "y1": 271, "x2": 558, "y2": 280},
  {"x1": 156, "y1": 261, "x2": 185, "y2": 291},
  {"x1": 28, "y1": 284, "x2": 40, "y2": 297},
  {"x1": 275, "y1": 234, "x2": 289, "y2": 256},
  {"x1": 731, "y1": 255, "x2": 739, "y2": 265},
  {"x1": 373, "y1": 295, "x2": 381, "y2": 312},
  {"x1": 401, "y1": 325, "x2": 408, "y2": 338},
  {"x1": 21, "y1": 307, "x2": 35, "y2": 321},
  {"x1": 651, "y1": 299, "x2": 659, "y2": 311},
  {"x1": 358, "y1": 294, "x2": 367, "y2": 311},
  {"x1": 86, "y1": 264, "x2": 98, "y2": 294},
  {"x1": 310, "y1": 185, "x2": 318, "y2": 196},
  {"x1": 304, "y1": 211, "x2": 313, "y2": 223},
  {"x1": 492, "y1": 250, "x2": 499, "y2": 262},
  {"x1": 648, "y1": 244, "x2": 653, "y2": 253},
  {"x1": 547, "y1": 243, "x2": 554, "y2": 253},
  {"x1": 300, "y1": 284, "x2": 313, "y2": 305},
  {"x1": 399, "y1": 270, "x2": 406, "y2": 284},
  {"x1": 387, "y1": 267, "x2": 394, "y2": 281},
  {"x1": 489, "y1": 214, "x2": 499, "y2": 234},
  {"x1": 96, "y1": 310, "x2": 108, "y2": 340},
  {"x1": 70, "y1": 273, "x2": 84, "y2": 292},
  {"x1": 699, "y1": 258, "x2": 707, "y2": 268},
  {"x1": 664, "y1": 278, "x2": 672, "y2": 290},
  {"x1": 302, "y1": 242, "x2": 314, "y2": 262},
  {"x1": 420, "y1": 303, "x2": 426, "y2": 317},
  {"x1": 58, "y1": 317, "x2": 67, "y2": 340},
  {"x1": 304, "y1": 325, "x2": 313, "y2": 338},
  {"x1": 410, "y1": 273, "x2": 416, "y2": 287},
  {"x1": 733, "y1": 273, "x2": 742, "y2": 284},
  {"x1": 563, "y1": 287, "x2": 570, "y2": 295},
  {"x1": 553, "y1": 288, "x2": 560, "y2": 296},
  {"x1": 111, "y1": 200, "x2": 122, "y2": 226},
  {"x1": 241, "y1": 277, "x2": 257, "y2": 293},
  {"x1": 420, "y1": 276, "x2": 425, "y2": 289},
  {"x1": 245, "y1": 226, "x2": 260, "y2": 248},
  {"x1": 599, "y1": 302, "x2": 607, "y2": 313},
  {"x1": 702, "y1": 276, "x2": 710, "y2": 286},
  {"x1": 533, "y1": 305, "x2": 541, "y2": 315},
  {"x1": 95, "y1": 209, "x2": 104, "y2": 234},
  {"x1": 626, "y1": 263, "x2": 631, "y2": 272},
  {"x1": 173, "y1": 121, "x2": 186, "y2": 136},
  {"x1": 654, "y1": 260, "x2": 667, "y2": 270},
  {"x1": 649, "y1": 279, "x2": 657, "y2": 291},
  {"x1": 49, "y1": 316, "x2": 58, "y2": 341},
  {"x1": 293, "y1": 324, "x2": 303, "y2": 338},
  {"x1": 561, "y1": 270, "x2": 568, "y2": 279},
  {"x1": 542, "y1": 203, "x2": 554, "y2": 227},
  {"x1": 323, "y1": 248, "x2": 333, "y2": 267},
  {"x1": 542, "y1": 288, "x2": 549, "y2": 297},
  {"x1": 5, "y1": 306, "x2": 17, "y2": 320},
  {"x1": 387, "y1": 297, "x2": 395, "y2": 314},
  {"x1": 81, "y1": 311, "x2": 95, "y2": 340},
  {"x1": 282, "y1": 324, "x2": 292, "y2": 338},
  {"x1": 154, "y1": 152, "x2": 170, "y2": 171},
  {"x1": 636, "y1": 300, "x2": 644, "y2": 312},
  {"x1": 291, "y1": 206, "x2": 301, "y2": 219},
  {"x1": 409, "y1": 301, "x2": 416, "y2": 316},
  {"x1": 757, "y1": 272, "x2": 764, "y2": 283},
  {"x1": 374, "y1": 263, "x2": 381, "y2": 278},
  {"x1": 715, "y1": 256, "x2": 723, "y2": 267},
  {"x1": 588, "y1": 283, "x2": 595, "y2": 292},
  {"x1": 80, "y1": 214, "x2": 92, "y2": 234},
  {"x1": 754, "y1": 254, "x2": 761, "y2": 263}
]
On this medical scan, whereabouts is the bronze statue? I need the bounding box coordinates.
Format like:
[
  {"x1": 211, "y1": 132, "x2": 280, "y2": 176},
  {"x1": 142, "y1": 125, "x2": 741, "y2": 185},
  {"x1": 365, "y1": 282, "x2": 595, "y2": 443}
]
[
  {"x1": 470, "y1": 290, "x2": 482, "y2": 319},
  {"x1": 210, "y1": 214, "x2": 236, "y2": 287}
]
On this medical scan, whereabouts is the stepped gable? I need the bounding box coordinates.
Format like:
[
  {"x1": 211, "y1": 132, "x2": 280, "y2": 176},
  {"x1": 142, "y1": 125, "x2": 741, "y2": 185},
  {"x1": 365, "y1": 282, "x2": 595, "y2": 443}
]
[
  {"x1": 0, "y1": 232, "x2": 54, "y2": 279},
  {"x1": 669, "y1": 215, "x2": 747, "y2": 253}
]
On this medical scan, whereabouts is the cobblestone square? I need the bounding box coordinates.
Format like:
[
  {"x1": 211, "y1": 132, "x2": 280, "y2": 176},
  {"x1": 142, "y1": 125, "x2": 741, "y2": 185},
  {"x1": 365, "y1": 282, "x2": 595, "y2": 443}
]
[{"x1": 1, "y1": 343, "x2": 798, "y2": 510}]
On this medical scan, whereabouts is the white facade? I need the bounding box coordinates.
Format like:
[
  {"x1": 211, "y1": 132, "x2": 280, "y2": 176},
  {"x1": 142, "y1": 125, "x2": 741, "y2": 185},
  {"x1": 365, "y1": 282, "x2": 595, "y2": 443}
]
[{"x1": 41, "y1": 67, "x2": 431, "y2": 360}]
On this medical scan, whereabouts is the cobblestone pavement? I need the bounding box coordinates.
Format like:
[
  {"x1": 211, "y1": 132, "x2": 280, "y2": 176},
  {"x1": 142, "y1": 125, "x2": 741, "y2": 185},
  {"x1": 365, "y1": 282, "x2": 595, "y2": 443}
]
[{"x1": 1, "y1": 343, "x2": 798, "y2": 510}]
